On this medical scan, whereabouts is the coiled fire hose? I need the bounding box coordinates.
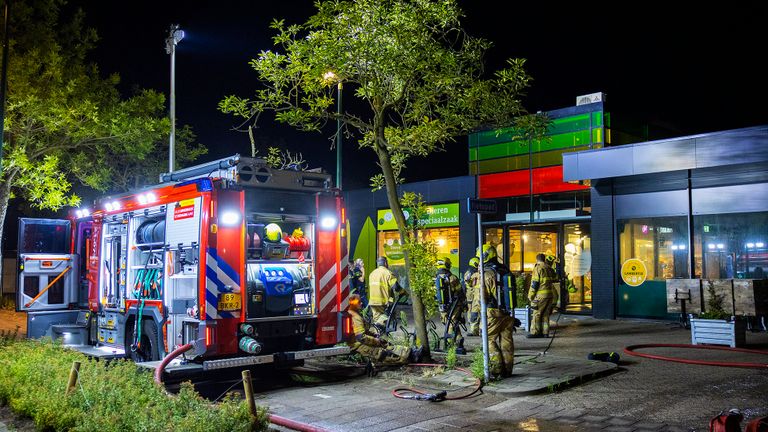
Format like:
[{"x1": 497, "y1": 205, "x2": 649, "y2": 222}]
[{"x1": 391, "y1": 363, "x2": 483, "y2": 401}]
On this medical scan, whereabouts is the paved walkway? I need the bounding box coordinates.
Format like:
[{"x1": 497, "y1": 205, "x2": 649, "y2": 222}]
[{"x1": 422, "y1": 351, "x2": 617, "y2": 395}]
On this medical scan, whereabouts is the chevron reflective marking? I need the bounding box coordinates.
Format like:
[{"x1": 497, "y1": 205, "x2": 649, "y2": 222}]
[
  {"x1": 319, "y1": 280, "x2": 337, "y2": 312},
  {"x1": 318, "y1": 265, "x2": 336, "y2": 290},
  {"x1": 205, "y1": 249, "x2": 219, "y2": 320}
]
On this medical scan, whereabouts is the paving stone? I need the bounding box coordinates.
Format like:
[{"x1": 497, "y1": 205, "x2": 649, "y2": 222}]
[
  {"x1": 601, "y1": 426, "x2": 636, "y2": 432},
  {"x1": 582, "y1": 414, "x2": 611, "y2": 422},
  {"x1": 632, "y1": 421, "x2": 668, "y2": 430},
  {"x1": 606, "y1": 417, "x2": 638, "y2": 426}
]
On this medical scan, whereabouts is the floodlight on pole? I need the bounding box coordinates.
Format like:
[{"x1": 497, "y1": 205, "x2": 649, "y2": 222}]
[{"x1": 165, "y1": 24, "x2": 184, "y2": 173}]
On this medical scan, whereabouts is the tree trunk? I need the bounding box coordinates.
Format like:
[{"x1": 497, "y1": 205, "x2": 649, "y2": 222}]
[
  {"x1": 0, "y1": 172, "x2": 14, "y2": 303},
  {"x1": 374, "y1": 145, "x2": 431, "y2": 360}
]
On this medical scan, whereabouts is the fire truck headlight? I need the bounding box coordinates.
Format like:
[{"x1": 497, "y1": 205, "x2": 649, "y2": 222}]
[
  {"x1": 76, "y1": 210, "x2": 83, "y2": 218},
  {"x1": 221, "y1": 211, "x2": 241, "y2": 226},
  {"x1": 320, "y1": 216, "x2": 338, "y2": 230},
  {"x1": 105, "y1": 202, "x2": 114, "y2": 212}
]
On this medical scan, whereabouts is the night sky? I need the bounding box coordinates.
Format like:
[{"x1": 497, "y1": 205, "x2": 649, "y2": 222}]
[{"x1": 68, "y1": 1, "x2": 767, "y2": 190}]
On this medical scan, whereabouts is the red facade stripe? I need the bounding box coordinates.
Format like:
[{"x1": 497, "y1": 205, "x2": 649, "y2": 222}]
[{"x1": 478, "y1": 165, "x2": 588, "y2": 199}]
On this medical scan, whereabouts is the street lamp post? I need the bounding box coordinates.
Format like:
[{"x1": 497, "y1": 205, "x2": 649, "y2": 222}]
[
  {"x1": 336, "y1": 81, "x2": 342, "y2": 190},
  {"x1": 323, "y1": 71, "x2": 342, "y2": 189},
  {"x1": 0, "y1": 1, "x2": 10, "y2": 175},
  {"x1": 165, "y1": 24, "x2": 184, "y2": 173}
]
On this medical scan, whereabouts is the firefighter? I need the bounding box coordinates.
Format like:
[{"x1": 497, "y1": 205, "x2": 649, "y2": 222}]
[
  {"x1": 464, "y1": 257, "x2": 480, "y2": 336},
  {"x1": 349, "y1": 258, "x2": 368, "y2": 308},
  {"x1": 436, "y1": 257, "x2": 466, "y2": 352},
  {"x1": 528, "y1": 253, "x2": 557, "y2": 338},
  {"x1": 346, "y1": 294, "x2": 422, "y2": 365},
  {"x1": 472, "y1": 244, "x2": 514, "y2": 378},
  {"x1": 368, "y1": 256, "x2": 402, "y2": 329}
]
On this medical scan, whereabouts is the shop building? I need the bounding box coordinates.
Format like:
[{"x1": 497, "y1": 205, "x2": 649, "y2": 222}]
[
  {"x1": 563, "y1": 125, "x2": 768, "y2": 319},
  {"x1": 468, "y1": 94, "x2": 678, "y2": 315},
  {"x1": 345, "y1": 177, "x2": 476, "y2": 283}
]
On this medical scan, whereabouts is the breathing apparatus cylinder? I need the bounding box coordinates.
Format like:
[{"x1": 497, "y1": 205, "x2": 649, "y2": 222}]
[{"x1": 435, "y1": 273, "x2": 452, "y2": 311}]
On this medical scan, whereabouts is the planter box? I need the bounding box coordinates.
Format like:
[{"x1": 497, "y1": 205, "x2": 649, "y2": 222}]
[
  {"x1": 690, "y1": 316, "x2": 746, "y2": 348},
  {"x1": 666, "y1": 279, "x2": 702, "y2": 314},
  {"x1": 514, "y1": 307, "x2": 532, "y2": 332}
]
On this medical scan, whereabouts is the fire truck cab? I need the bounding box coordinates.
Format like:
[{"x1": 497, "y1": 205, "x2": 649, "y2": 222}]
[{"x1": 17, "y1": 155, "x2": 351, "y2": 371}]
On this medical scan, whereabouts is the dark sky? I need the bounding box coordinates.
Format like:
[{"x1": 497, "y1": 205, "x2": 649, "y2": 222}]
[{"x1": 69, "y1": 1, "x2": 767, "y2": 190}]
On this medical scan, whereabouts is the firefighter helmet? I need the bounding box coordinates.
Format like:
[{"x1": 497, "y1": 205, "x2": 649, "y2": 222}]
[
  {"x1": 477, "y1": 244, "x2": 497, "y2": 263},
  {"x1": 468, "y1": 257, "x2": 479, "y2": 269},
  {"x1": 264, "y1": 223, "x2": 283, "y2": 243},
  {"x1": 437, "y1": 257, "x2": 452, "y2": 270}
]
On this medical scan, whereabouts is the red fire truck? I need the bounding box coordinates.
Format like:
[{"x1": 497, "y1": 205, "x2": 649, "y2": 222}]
[{"x1": 17, "y1": 155, "x2": 351, "y2": 372}]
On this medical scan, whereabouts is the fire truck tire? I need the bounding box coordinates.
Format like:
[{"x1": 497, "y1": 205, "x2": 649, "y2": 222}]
[{"x1": 129, "y1": 319, "x2": 160, "y2": 362}]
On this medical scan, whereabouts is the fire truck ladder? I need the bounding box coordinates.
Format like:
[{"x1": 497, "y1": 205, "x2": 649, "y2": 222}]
[{"x1": 159, "y1": 154, "x2": 333, "y2": 192}]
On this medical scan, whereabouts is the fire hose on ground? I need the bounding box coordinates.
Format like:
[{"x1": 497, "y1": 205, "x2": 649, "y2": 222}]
[
  {"x1": 154, "y1": 343, "x2": 332, "y2": 432},
  {"x1": 623, "y1": 343, "x2": 768, "y2": 369},
  {"x1": 391, "y1": 363, "x2": 483, "y2": 401}
]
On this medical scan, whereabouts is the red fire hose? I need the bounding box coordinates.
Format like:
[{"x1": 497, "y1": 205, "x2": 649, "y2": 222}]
[
  {"x1": 624, "y1": 344, "x2": 768, "y2": 369},
  {"x1": 268, "y1": 414, "x2": 331, "y2": 432},
  {"x1": 154, "y1": 343, "x2": 194, "y2": 384},
  {"x1": 391, "y1": 363, "x2": 483, "y2": 401}
]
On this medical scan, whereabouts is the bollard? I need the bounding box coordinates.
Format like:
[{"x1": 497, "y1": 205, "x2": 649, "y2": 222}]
[
  {"x1": 241, "y1": 370, "x2": 258, "y2": 418},
  {"x1": 66, "y1": 361, "x2": 81, "y2": 395}
]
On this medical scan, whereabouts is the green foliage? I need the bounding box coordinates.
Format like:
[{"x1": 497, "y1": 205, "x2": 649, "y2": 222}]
[
  {"x1": 1, "y1": 0, "x2": 205, "y2": 203},
  {"x1": 445, "y1": 344, "x2": 457, "y2": 370},
  {"x1": 219, "y1": 0, "x2": 532, "y2": 189},
  {"x1": 0, "y1": 338, "x2": 268, "y2": 432},
  {"x1": 400, "y1": 192, "x2": 438, "y2": 317},
  {"x1": 470, "y1": 349, "x2": 485, "y2": 381},
  {"x1": 699, "y1": 280, "x2": 730, "y2": 320},
  {"x1": 516, "y1": 273, "x2": 530, "y2": 307}
]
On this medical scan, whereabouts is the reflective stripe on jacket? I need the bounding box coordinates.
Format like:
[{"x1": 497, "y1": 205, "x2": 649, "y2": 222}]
[
  {"x1": 368, "y1": 266, "x2": 397, "y2": 306},
  {"x1": 530, "y1": 262, "x2": 556, "y2": 298}
]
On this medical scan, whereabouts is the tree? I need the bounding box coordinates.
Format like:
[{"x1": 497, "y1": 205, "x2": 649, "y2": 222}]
[
  {"x1": 220, "y1": 0, "x2": 534, "y2": 358},
  {"x1": 0, "y1": 1, "x2": 203, "y2": 284}
]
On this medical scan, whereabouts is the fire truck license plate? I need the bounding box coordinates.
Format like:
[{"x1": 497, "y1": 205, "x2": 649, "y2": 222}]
[{"x1": 219, "y1": 293, "x2": 241, "y2": 311}]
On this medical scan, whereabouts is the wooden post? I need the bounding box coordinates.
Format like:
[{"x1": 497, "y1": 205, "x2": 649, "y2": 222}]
[
  {"x1": 66, "y1": 361, "x2": 81, "y2": 395},
  {"x1": 241, "y1": 370, "x2": 257, "y2": 418}
]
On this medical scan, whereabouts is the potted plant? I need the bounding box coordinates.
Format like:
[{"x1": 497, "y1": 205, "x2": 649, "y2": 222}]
[
  {"x1": 689, "y1": 280, "x2": 746, "y2": 348},
  {"x1": 514, "y1": 273, "x2": 532, "y2": 332}
]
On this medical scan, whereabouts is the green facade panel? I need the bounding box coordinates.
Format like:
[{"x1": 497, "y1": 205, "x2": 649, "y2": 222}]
[
  {"x1": 470, "y1": 129, "x2": 594, "y2": 161},
  {"x1": 470, "y1": 112, "x2": 601, "y2": 148}
]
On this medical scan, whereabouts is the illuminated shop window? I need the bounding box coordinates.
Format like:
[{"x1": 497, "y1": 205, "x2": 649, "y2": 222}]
[
  {"x1": 618, "y1": 217, "x2": 689, "y2": 280},
  {"x1": 377, "y1": 227, "x2": 460, "y2": 284},
  {"x1": 694, "y1": 212, "x2": 768, "y2": 279}
]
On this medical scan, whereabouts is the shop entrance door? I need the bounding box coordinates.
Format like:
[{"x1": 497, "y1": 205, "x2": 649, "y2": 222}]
[{"x1": 563, "y1": 223, "x2": 592, "y2": 312}]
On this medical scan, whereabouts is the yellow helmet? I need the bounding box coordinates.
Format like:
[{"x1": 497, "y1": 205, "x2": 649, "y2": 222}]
[
  {"x1": 476, "y1": 244, "x2": 497, "y2": 263},
  {"x1": 264, "y1": 223, "x2": 283, "y2": 243},
  {"x1": 468, "y1": 257, "x2": 479, "y2": 269},
  {"x1": 436, "y1": 257, "x2": 452, "y2": 270}
]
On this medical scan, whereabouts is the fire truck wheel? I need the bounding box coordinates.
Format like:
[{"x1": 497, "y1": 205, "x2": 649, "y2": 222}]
[{"x1": 130, "y1": 319, "x2": 160, "y2": 363}]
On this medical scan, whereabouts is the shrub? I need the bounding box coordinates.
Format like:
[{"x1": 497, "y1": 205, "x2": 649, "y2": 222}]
[
  {"x1": 470, "y1": 349, "x2": 485, "y2": 381},
  {"x1": 0, "y1": 338, "x2": 268, "y2": 431},
  {"x1": 445, "y1": 344, "x2": 457, "y2": 369},
  {"x1": 699, "y1": 280, "x2": 730, "y2": 320}
]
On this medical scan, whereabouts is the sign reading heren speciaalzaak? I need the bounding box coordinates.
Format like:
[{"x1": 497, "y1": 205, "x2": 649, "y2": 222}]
[
  {"x1": 377, "y1": 203, "x2": 459, "y2": 231},
  {"x1": 621, "y1": 258, "x2": 647, "y2": 287}
]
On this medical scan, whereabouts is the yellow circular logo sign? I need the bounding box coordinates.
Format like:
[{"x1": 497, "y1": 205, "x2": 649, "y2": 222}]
[{"x1": 621, "y1": 259, "x2": 647, "y2": 287}]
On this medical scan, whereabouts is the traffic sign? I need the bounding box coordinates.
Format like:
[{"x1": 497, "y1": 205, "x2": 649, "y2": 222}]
[{"x1": 467, "y1": 198, "x2": 497, "y2": 214}]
